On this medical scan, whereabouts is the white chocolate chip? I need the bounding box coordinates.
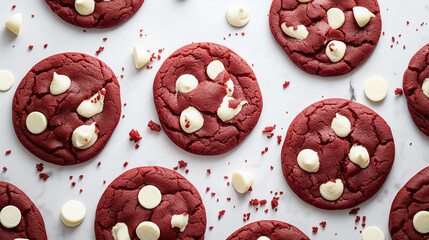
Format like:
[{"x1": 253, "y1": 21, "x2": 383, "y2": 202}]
[
  {"x1": 326, "y1": 40, "x2": 346, "y2": 63},
  {"x1": 76, "y1": 88, "x2": 106, "y2": 118},
  {"x1": 298, "y1": 0, "x2": 312, "y2": 2},
  {"x1": 71, "y1": 122, "x2": 98, "y2": 149},
  {"x1": 61, "y1": 200, "x2": 86, "y2": 227},
  {"x1": 180, "y1": 106, "x2": 204, "y2": 133},
  {"x1": 225, "y1": 79, "x2": 234, "y2": 97},
  {"x1": 50, "y1": 72, "x2": 71, "y2": 95},
  {"x1": 0, "y1": 70, "x2": 14, "y2": 91},
  {"x1": 136, "y1": 221, "x2": 160, "y2": 240},
  {"x1": 348, "y1": 144, "x2": 370, "y2": 168},
  {"x1": 75, "y1": 0, "x2": 95, "y2": 16},
  {"x1": 422, "y1": 78, "x2": 429, "y2": 98},
  {"x1": 207, "y1": 60, "x2": 225, "y2": 80},
  {"x1": 112, "y1": 222, "x2": 131, "y2": 240},
  {"x1": 5, "y1": 13, "x2": 23, "y2": 35},
  {"x1": 281, "y1": 23, "x2": 308, "y2": 40},
  {"x1": 297, "y1": 149, "x2": 320, "y2": 173},
  {"x1": 320, "y1": 179, "x2": 344, "y2": 201},
  {"x1": 133, "y1": 45, "x2": 151, "y2": 69},
  {"x1": 364, "y1": 77, "x2": 388, "y2": 102},
  {"x1": 413, "y1": 211, "x2": 429, "y2": 234},
  {"x1": 26, "y1": 112, "x2": 48, "y2": 134},
  {"x1": 171, "y1": 213, "x2": 189, "y2": 232},
  {"x1": 176, "y1": 74, "x2": 199, "y2": 93},
  {"x1": 0, "y1": 205, "x2": 21, "y2": 229},
  {"x1": 231, "y1": 171, "x2": 253, "y2": 193},
  {"x1": 327, "y1": 8, "x2": 345, "y2": 29},
  {"x1": 226, "y1": 2, "x2": 251, "y2": 27},
  {"x1": 353, "y1": 7, "x2": 375, "y2": 28},
  {"x1": 217, "y1": 97, "x2": 247, "y2": 122},
  {"x1": 361, "y1": 226, "x2": 385, "y2": 240},
  {"x1": 257, "y1": 237, "x2": 270, "y2": 240},
  {"x1": 138, "y1": 185, "x2": 162, "y2": 209},
  {"x1": 331, "y1": 113, "x2": 351, "y2": 137}
]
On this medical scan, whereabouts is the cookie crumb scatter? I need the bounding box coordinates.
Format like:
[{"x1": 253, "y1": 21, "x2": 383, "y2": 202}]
[
  {"x1": 312, "y1": 227, "x2": 318, "y2": 233},
  {"x1": 97, "y1": 161, "x2": 101, "y2": 166},
  {"x1": 103, "y1": 180, "x2": 106, "y2": 184},
  {"x1": 218, "y1": 210, "x2": 226, "y2": 220},
  {"x1": 271, "y1": 197, "x2": 279, "y2": 209},
  {"x1": 69, "y1": 176, "x2": 73, "y2": 180},
  {"x1": 211, "y1": 192, "x2": 216, "y2": 196},
  {"x1": 5, "y1": 150, "x2": 11, "y2": 155},
  {"x1": 147, "y1": 120, "x2": 161, "y2": 132},
  {"x1": 206, "y1": 187, "x2": 210, "y2": 192},
  {"x1": 80, "y1": 189, "x2": 83, "y2": 193},
  {"x1": 79, "y1": 175, "x2": 84, "y2": 180},
  {"x1": 209, "y1": 226, "x2": 214, "y2": 230},
  {"x1": 103, "y1": 38, "x2": 107, "y2": 41},
  {"x1": 44, "y1": 44, "x2": 48, "y2": 49},
  {"x1": 270, "y1": 166, "x2": 274, "y2": 170},
  {"x1": 277, "y1": 135, "x2": 282, "y2": 144},
  {"x1": 395, "y1": 88, "x2": 403, "y2": 95},
  {"x1": 36, "y1": 163, "x2": 44, "y2": 172},
  {"x1": 12, "y1": 5, "x2": 16, "y2": 10},
  {"x1": 349, "y1": 208, "x2": 360, "y2": 215},
  {"x1": 2, "y1": 167, "x2": 7, "y2": 172},
  {"x1": 28, "y1": 45, "x2": 33, "y2": 50},
  {"x1": 207, "y1": 169, "x2": 211, "y2": 174},
  {"x1": 129, "y1": 129, "x2": 142, "y2": 143},
  {"x1": 185, "y1": 169, "x2": 189, "y2": 174},
  {"x1": 261, "y1": 147, "x2": 269, "y2": 154},
  {"x1": 355, "y1": 216, "x2": 361, "y2": 222},
  {"x1": 135, "y1": 144, "x2": 140, "y2": 149},
  {"x1": 178, "y1": 160, "x2": 187, "y2": 168},
  {"x1": 95, "y1": 46, "x2": 104, "y2": 56},
  {"x1": 320, "y1": 221, "x2": 327, "y2": 228},
  {"x1": 39, "y1": 173, "x2": 49, "y2": 181},
  {"x1": 283, "y1": 81, "x2": 290, "y2": 88},
  {"x1": 31, "y1": 14, "x2": 34, "y2": 18},
  {"x1": 262, "y1": 125, "x2": 276, "y2": 133},
  {"x1": 173, "y1": 166, "x2": 178, "y2": 170},
  {"x1": 123, "y1": 162, "x2": 128, "y2": 167}
]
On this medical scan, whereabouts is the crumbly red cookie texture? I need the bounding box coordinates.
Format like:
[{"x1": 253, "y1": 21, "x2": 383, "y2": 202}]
[
  {"x1": 0, "y1": 181, "x2": 47, "y2": 239},
  {"x1": 94, "y1": 166, "x2": 206, "y2": 240},
  {"x1": 226, "y1": 220, "x2": 309, "y2": 239},
  {"x1": 12, "y1": 52, "x2": 121, "y2": 165},
  {"x1": 45, "y1": 0, "x2": 145, "y2": 28},
  {"x1": 153, "y1": 42, "x2": 263, "y2": 155},
  {"x1": 281, "y1": 98, "x2": 394, "y2": 210},
  {"x1": 269, "y1": 0, "x2": 382, "y2": 76},
  {"x1": 403, "y1": 43, "x2": 429, "y2": 136}
]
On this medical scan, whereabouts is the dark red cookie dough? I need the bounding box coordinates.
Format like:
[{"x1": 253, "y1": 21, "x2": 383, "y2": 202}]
[
  {"x1": 226, "y1": 220, "x2": 309, "y2": 240},
  {"x1": 281, "y1": 98, "x2": 394, "y2": 210},
  {"x1": 94, "y1": 166, "x2": 206, "y2": 240},
  {"x1": 0, "y1": 181, "x2": 47, "y2": 240},
  {"x1": 153, "y1": 42, "x2": 263, "y2": 155},
  {"x1": 12, "y1": 52, "x2": 121, "y2": 165},
  {"x1": 269, "y1": 0, "x2": 382, "y2": 76},
  {"x1": 45, "y1": 0, "x2": 144, "y2": 28},
  {"x1": 403, "y1": 43, "x2": 429, "y2": 137},
  {"x1": 389, "y1": 167, "x2": 429, "y2": 239}
]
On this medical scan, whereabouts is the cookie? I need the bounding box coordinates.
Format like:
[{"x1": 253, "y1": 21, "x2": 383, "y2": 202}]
[
  {"x1": 45, "y1": 0, "x2": 145, "y2": 28},
  {"x1": 12, "y1": 52, "x2": 121, "y2": 165},
  {"x1": 269, "y1": 0, "x2": 382, "y2": 76},
  {"x1": 389, "y1": 167, "x2": 429, "y2": 239},
  {"x1": 0, "y1": 181, "x2": 47, "y2": 240},
  {"x1": 153, "y1": 42, "x2": 263, "y2": 155},
  {"x1": 403, "y1": 43, "x2": 429, "y2": 137},
  {"x1": 94, "y1": 166, "x2": 206, "y2": 239},
  {"x1": 281, "y1": 98, "x2": 394, "y2": 210},
  {"x1": 226, "y1": 220, "x2": 309, "y2": 240}
]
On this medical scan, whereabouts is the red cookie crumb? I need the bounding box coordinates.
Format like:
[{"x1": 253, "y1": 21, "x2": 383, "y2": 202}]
[
  {"x1": 394, "y1": 88, "x2": 403, "y2": 95},
  {"x1": 218, "y1": 210, "x2": 225, "y2": 220},
  {"x1": 36, "y1": 163, "x2": 44, "y2": 172},
  {"x1": 129, "y1": 129, "x2": 142, "y2": 142},
  {"x1": 28, "y1": 45, "x2": 34, "y2": 50},
  {"x1": 178, "y1": 160, "x2": 187, "y2": 168},
  {"x1": 71, "y1": 182, "x2": 76, "y2": 187},
  {"x1": 312, "y1": 227, "x2": 318, "y2": 233},
  {"x1": 95, "y1": 46, "x2": 104, "y2": 56},
  {"x1": 262, "y1": 125, "x2": 276, "y2": 133},
  {"x1": 79, "y1": 175, "x2": 84, "y2": 180},
  {"x1": 2, "y1": 167, "x2": 7, "y2": 172},
  {"x1": 349, "y1": 208, "x2": 360, "y2": 215},
  {"x1": 271, "y1": 197, "x2": 279, "y2": 209},
  {"x1": 147, "y1": 120, "x2": 161, "y2": 132},
  {"x1": 123, "y1": 162, "x2": 128, "y2": 167},
  {"x1": 283, "y1": 81, "x2": 290, "y2": 88},
  {"x1": 5, "y1": 150, "x2": 11, "y2": 155},
  {"x1": 207, "y1": 169, "x2": 211, "y2": 174},
  {"x1": 39, "y1": 173, "x2": 49, "y2": 181},
  {"x1": 319, "y1": 222, "x2": 326, "y2": 228}
]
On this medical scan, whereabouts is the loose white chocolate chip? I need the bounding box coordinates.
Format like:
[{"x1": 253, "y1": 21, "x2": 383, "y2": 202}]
[
  {"x1": 138, "y1": 185, "x2": 162, "y2": 209},
  {"x1": 297, "y1": 149, "x2": 320, "y2": 173},
  {"x1": 176, "y1": 74, "x2": 199, "y2": 93},
  {"x1": 226, "y1": 2, "x2": 251, "y2": 27},
  {"x1": 136, "y1": 221, "x2": 160, "y2": 240},
  {"x1": 327, "y1": 8, "x2": 345, "y2": 29},
  {"x1": 281, "y1": 23, "x2": 308, "y2": 40},
  {"x1": 217, "y1": 96, "x2": 248, "y2": 122},
  {"x1": 353, "y1": 6, "x2": 375, "y2": 28},
  {"x1": 133, "y1": 45, "x2": 151, "y2": 69},
  {"x1": 71, "y1": 122, "x2": 98, "y2": 149},
  {"x1": 50, "y1": 72, "x2": 71, "y2": 95},
  {"x1": 61, "y1": 200, "x2": 86, "y2": 227},
  {"x1": 422, "y1": 78, "x2": 429, "y2": 98},
  {"x1": 75, "y1": 0, "x2": 95, "y2": 16},
  {"x1": 348, "y1": 144, "x2": 370, "y2": 168},
  {"x1": 5, "y1": 13, "x2": 23, "y2": 35},
  {"x1": 257, "y1": 237, "x2": 270, "y2": 240},
  {"x1": 0, "y1": 205, "x2": 21, "y2": 228},
  {"x1": 207, "y1": 60, "x2": 225, "y2": 80},
  {"x1": 26, "y1": 112, "x2": 48, "y2": 134},
  {"x1": 331, "y1": 113, "x2": 351, "y2": 137},
  {"x1": 361, "y1": 226, "x2": 385, "y2": 240},
  {"x1": 112, "y1": 222, "x2": 131, "y2": 240},
  {"x1": 231, "y1": 171, "x2": 253, "y2": 193},
  {"x1": 180, "y1": 106, "x2": 204, "y2": 133},
  {"x1": 320, "y1": 179, "x2": 344, "y2": 201},
  {"x1": 326, "y1": 40, "x2": 346, "y2": 63},
  {"x1": 76, "y1": 88, "x2": 106, "y2": 118},
  {"x1": 0, "y1": 70, "x2": 14, "y2": 91},
  {"x1": 364, "y1": 77, "x2": 388, "y2": 102},
  {"x1": 171, "y1": 213, "x2": 189, "y2": 232},
  {"x1": 413, "y1": 211, "x2": 429, "y2": 234}
]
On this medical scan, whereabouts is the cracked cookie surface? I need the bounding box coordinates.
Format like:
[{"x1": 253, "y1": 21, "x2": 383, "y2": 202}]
[
  {"x1": 269, "y1": 0, "x2": 381, "y2": 76},
  {"x1": 281, "y1": 98, "x2": 394, "y2": 210},
  {"x1": 226, "y1": 220, "x2": 309, "y2": 240},
  {"x1": 153, "y1": 42, "x2": 263, "y2": 155},
  {"x1": 12, "y1": 52, "x2": 121, "y2": 165},
  {"x1": 45, "y1": 0, "x2": 145, "y2": 28},
  {"x1": 94, "y1": 166, "x2": 206, "y2": 240},
  {"x1": 0, "y1": 181, "x2": 47, "y2": 240}
]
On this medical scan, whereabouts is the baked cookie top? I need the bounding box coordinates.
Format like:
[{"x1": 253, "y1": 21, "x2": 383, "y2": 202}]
[{"x1": 226, "y1": 220, "x2": 310, "y2": 240}]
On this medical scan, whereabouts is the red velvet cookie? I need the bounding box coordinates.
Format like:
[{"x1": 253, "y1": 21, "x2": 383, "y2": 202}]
[
  {"x1": 153, "y1": 42, "x2": 263, "y2": 155},
  {"x1": 226, "y1": 220, "x2": 309, "y2": 240},
  {"x1": 281, "y1": 98, "x2": 394, "y2": 210},
  {"x1": 0, "y1": 181, "x2": 47, "y2": 240},
  {"x1": 94, "y1": 166, "x2": 206, "y2": 240},
  {"x1": 389, "y1": 167, "x2": 429, "y2": 239},
  {"x1": 45, "y1": 0, "x2": 145, "y2": 28},
  {"x1": 12, "y1": 52, "x2": 121, "y2": 166},
  {"x1": 269, "y1": 0, "x2": 382, "y2": 76},
  {"x1": 403, "y1": 43, "x2": 429, "y2": 137}
]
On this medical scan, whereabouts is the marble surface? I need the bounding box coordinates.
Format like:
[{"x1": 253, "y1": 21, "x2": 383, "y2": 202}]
[{"x1": 1, "y1": 0, "x2": 429, "y2": 239}]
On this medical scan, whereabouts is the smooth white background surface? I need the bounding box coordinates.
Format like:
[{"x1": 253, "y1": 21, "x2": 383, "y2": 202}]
[{"x1": 0, "y1": 0, "x2": 429, "y2": 239}]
